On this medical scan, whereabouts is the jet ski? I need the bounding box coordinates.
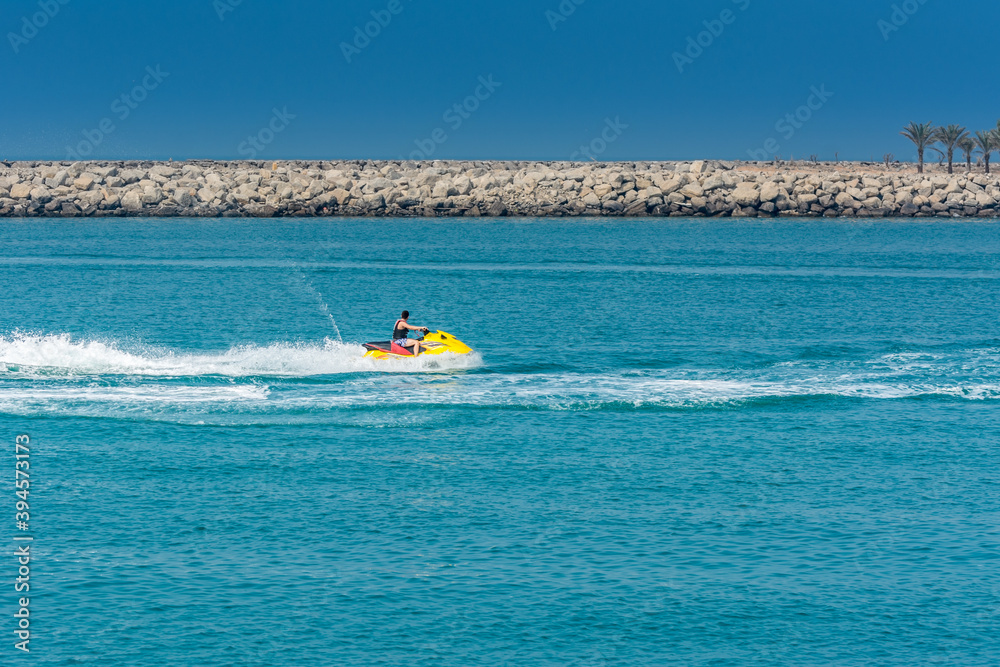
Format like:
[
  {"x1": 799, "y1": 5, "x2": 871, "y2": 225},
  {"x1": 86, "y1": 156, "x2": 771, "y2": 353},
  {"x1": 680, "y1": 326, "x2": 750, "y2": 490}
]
[{"x1": 362, "y1": 330, "x2": 473, "y2": 360}]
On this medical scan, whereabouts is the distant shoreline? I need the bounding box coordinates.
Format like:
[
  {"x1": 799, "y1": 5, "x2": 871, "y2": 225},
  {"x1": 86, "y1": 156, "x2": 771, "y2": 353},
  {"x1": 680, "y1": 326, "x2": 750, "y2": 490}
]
[{"x1": 0, "y1": 160, "x2": 997, "y2": 218}]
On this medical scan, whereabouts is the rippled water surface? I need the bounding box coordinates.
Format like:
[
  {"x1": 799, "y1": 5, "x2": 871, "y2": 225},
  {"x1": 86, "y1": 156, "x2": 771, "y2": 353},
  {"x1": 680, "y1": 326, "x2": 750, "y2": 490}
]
[{"x1": 2, "y1": 218, "x2": 999, "y2": 666}]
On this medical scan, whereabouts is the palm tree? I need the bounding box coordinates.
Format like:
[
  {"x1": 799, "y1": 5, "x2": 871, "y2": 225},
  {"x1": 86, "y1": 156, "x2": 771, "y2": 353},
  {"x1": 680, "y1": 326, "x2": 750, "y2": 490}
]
[
  {"x1": 973, "y1": 130, "x2": 996, "y2": 174},
  {"x1": 935, "y1": 124, "x2": 968, "y2": 175},
  {"x1": 958, "y1": 136, "x2": 977, "y2": 172},
  {"x1": 900, "y1": 122, "x2": 937, "y2": 174}
]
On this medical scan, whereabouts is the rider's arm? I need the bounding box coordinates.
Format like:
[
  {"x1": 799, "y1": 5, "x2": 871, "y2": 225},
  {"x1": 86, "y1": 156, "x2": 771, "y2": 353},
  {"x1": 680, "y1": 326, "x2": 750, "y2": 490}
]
[{"x1": 404, "y1": 322, "x2": 429, "y2": 331}]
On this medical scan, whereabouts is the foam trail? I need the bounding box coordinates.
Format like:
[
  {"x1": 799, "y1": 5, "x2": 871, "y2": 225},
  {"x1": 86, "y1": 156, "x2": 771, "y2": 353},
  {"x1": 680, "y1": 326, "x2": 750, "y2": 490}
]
[{"x1": 0, "y1": 332, "x2": 482, "y2": 377}]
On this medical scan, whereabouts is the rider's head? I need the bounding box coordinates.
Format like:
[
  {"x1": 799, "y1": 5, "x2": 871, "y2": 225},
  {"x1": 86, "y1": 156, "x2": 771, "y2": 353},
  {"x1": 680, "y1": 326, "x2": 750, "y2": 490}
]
[{"x1": 401, "y1": 310, "x2": 409, "y2": 319}]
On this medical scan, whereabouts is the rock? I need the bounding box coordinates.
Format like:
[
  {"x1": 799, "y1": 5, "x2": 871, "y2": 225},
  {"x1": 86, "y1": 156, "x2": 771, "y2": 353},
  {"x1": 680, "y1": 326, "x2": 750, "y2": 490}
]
[
  {"x1": 150, "y1": 165, "x2": 178, "y2": 177},
  {"x1": 659, "y1": 178, "x2": 683, "y2": 195},
  {"x1": 702, "y1": 175, "x2": 725, "y2": 192},
  {"x1": 45, "y1": 170, "x2": 69, "y2": 188},
  {"x1": 79, "y1": 190, "x2": 105, "y2": 208},
  {"x1": 732, "y1": 184, "x2": 760, "y2": 206},
  {"x1": 363, "y1": 193, "x2": 386, "y2": 209},
  {"x1": 432, "y1": 181, "x2": 456, "y2": 198},
  {"x1": 172, "y1": 189, "x2": 195, "y2": 207},
  {"x1": 680, "y1": 183, "x2": 704, "y2": 198},
  {"x1": 759, "y1": 182, "x2": 781, "y2": 202},
  {"x1": 625, "y1": 200, "x2": 647, "y2": 216},
  {"x1": 369, "y1": 177, "x2": 393, "y2": 192},
  {"x1": 976, "y1": 192, "x2": 996, "y2": 207},
  {"x1": 120, "y1": 169, "x2": 145, "y2": 184},
  {"x1": 10, "y1": 183, "x2": 31, "y2": 199},
  {"x1": 835, "y1": 192, "x2": 858, "y2": 209},
  {"x1": 121, "y1": 191, "x2": 143, "y2": 211},
  {"x1": 602, "y1": 200, "x2": 624, "y2": 213},
  {"x1": 73, "y1": 174, "x2": 96, "y2": 190},
  {"x1": 593, "y1": 184, "x2": 614, "y2": 197},
  {"x1": 141, "y1": 186, "x2": 164, "y2": 204},
  {"x1": 583, "y1": 192, "x2": 601, "y2": 207},
  {"x1": 30, "y1": 187, "x2": 52, "y2": 203}
]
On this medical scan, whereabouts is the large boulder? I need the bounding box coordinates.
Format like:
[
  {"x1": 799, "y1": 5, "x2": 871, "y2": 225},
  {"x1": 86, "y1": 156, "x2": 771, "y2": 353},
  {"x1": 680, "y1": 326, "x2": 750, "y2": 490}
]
[
  {"x1": 976, "y1": 192, "x2": 997, "y2": 207},
  {"x1": 29, "y1": 187, "x2": 52, "y2": 203},
  {"x1": 658, "y1": 177, "x2": 683, "y2": 195},
  {"x1": 362, "y1": 193, "x2": 386, "y2": 209},
  {"x1": 432, "y1": 181, "x2": 456, "y2": 198},
  {"x1": 172, "y1": 189, "x2": 195, "y2": 207},
  {"x1": 141, "y1": 186, "x2": 165, "y2": 204},
  {"x1": 149, "y1": 165, "x2": 178, "y2": 178},
  {"x1": 702, "y1": 174, "x2": 725, "y2": 192},
  {"x1": 73, "y1": 174, "x2": 96, "y2": 190},
  {"x1": 45, "y1": 170, "x2": 69, "y2": 188},
  {"x1": 79, "y1": 190, "x2": 105, "y2": 208},
  {"x1": 121, "y1": 191, "x2": 143, "y2": 211},
  {"x1": 368, "y1": 177, "x2": 393, "y2": 192},
  {"x1": 732, "y1": 184, "x2": 760, "y2": 206},
  {"x1": 690, "y1": 160, "x2": 708, "y2": 174},
  {"x1": 835, "y1": 192, "x2": 859, "y2": 209},
  {"x1": 680, "y1": 183, "x2": 704, "y2": 198},
  {"x1": 10, "y1": 183, "x2": 32, "y2": 199},
  {"x1": 759, "y1": 182, "x2": 781, "y2": 203}
]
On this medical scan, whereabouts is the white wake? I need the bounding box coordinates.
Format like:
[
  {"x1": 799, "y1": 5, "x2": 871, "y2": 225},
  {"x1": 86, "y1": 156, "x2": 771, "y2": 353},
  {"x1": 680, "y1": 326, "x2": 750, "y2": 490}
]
[{"x1": 0, "y1": 332, "x2": 483, "y2": 377}]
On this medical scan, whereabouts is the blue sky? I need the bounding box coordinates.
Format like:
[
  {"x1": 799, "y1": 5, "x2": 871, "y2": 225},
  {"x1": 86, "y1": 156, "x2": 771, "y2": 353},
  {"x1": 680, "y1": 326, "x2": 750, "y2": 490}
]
[{"x1": 2, "y1": 0, "x2": 998, "y2": 162}]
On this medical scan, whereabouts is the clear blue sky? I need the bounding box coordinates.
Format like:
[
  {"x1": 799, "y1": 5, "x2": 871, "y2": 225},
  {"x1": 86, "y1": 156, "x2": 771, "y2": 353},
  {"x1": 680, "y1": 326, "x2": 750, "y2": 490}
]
[{"x1": 2, "y1": 0, "x2": 998, "y2": 162}]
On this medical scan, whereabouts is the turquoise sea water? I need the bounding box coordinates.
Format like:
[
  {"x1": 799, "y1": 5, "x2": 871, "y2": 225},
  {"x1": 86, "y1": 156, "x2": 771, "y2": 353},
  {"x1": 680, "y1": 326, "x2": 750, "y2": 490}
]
[{"x1": 2, "y1": 218, "x2": 999, "y2": 666}]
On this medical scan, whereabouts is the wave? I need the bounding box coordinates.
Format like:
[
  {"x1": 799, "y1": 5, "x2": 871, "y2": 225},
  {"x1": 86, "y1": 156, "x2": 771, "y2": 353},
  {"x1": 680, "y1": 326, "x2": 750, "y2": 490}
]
[
  {"x1": 0, "y1": 375, "x2": 995, "y2": 426},
  {"x1": 0, "y1": 332, "x2": 483, "y2": 377},
  {"x1": 0, "y1": 332, "x2": 996, "y2": 423}
]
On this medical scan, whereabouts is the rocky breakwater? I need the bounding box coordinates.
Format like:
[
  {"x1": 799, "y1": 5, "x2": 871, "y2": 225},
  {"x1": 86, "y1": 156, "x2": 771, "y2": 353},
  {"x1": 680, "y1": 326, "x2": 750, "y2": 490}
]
[{"x1": 0, "y1": 160, "x2": 998, "y2": 218}]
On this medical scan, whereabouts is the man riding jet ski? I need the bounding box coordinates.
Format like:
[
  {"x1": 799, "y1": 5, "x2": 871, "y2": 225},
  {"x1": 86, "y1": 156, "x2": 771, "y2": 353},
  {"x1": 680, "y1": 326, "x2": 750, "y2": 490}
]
[{"x1": 362, "y1": 310, "x2": 473, "y2": 360}]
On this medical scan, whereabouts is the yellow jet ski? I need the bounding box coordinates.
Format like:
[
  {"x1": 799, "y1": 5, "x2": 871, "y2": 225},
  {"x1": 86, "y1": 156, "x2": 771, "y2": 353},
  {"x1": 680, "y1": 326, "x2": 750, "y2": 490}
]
[{"x1": 362, "y1": 330, "x2": 473, "y2": 360}]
